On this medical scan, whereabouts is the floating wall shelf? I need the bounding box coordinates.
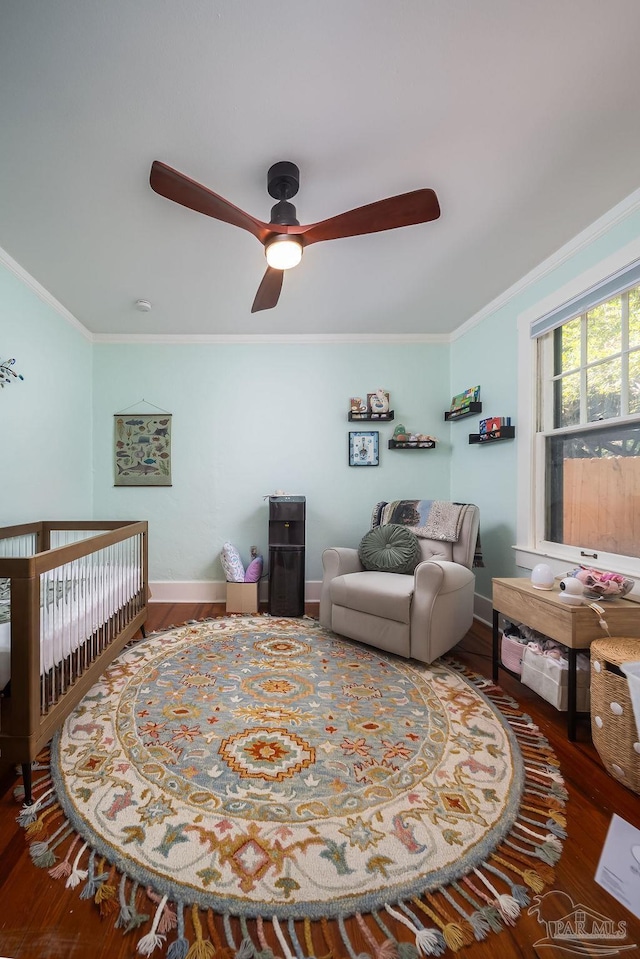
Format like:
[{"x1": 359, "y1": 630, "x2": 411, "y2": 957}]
[
  {"x1": 444, "y1": 402, "x2": 482, "y2": 421},
  {"x1": 348, "y1": 410, "x2": 395, "y2": 422},
  {"x1": 388, "y1": 439, "x2": 436, "y2": 450},
  {"x1": 469, "y1": 426, "x2": 516, "y2": 445}
]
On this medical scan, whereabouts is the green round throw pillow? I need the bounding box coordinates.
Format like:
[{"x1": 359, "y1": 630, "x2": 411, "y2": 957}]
[{"x1": 358, "y1": 523, "x2": 421, "y2": 574}]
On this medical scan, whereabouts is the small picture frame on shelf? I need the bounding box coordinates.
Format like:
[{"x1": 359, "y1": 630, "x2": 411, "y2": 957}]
[
  {"x1": 349, "y1": 431, "x2": 379, "y2": 467},
  {"x1": 350, "y1": 397, "x2": 368, "y2": 414},
  {"x1": 367, "y1": 390, "x2": 390, "y2": 416}
]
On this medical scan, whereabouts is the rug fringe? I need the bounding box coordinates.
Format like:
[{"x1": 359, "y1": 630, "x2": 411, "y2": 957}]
[
  {"x1": 185, "y1": 903, "x2": 215, "y2": 958},
  {"x1": 166, "y1": 904, "x2": 190, "y2": 959},
  {"x1": 138, "y1": 895, "x2": 169, "y2": 956}
]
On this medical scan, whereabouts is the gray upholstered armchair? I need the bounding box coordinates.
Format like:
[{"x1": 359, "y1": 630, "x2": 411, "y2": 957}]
[{"x1": 320, "y1": 501, "x2": 480, "y2": 663}]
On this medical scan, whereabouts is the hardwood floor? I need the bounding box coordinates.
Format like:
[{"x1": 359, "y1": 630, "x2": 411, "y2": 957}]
[{"x1": 1, "y1": 604, "x2": 639, "y2": 958}]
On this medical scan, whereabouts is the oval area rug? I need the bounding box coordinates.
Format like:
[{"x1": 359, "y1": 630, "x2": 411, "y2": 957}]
[{"x1": 22, "y1": 617, "x2": 566, "y2": 957}]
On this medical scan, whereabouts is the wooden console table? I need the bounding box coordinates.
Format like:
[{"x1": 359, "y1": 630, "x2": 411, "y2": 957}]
[{"x1": 492, "y1": 577, "x2": 640, "y2": 740}]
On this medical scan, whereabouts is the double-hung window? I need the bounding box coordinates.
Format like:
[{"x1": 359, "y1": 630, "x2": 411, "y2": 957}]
[{"x1": 520, "y1": 257, "x2": 640, "y2": 579}]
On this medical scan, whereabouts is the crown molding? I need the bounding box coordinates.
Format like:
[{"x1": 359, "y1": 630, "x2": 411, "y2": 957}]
[
  {"x1": 0, "y1": 246, "x2": 93, "y2": 342},
  {"x1": 92, "y1": 332, "x2": 448, "y2": 345},
  {"x1": 450, "y1": 185, "x2": 640, "y2": 342}
]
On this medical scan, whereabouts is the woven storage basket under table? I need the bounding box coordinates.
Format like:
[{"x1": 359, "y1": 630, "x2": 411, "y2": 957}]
[{"x1": 590, "y1": 636, "x2": 640, "y2": 795}]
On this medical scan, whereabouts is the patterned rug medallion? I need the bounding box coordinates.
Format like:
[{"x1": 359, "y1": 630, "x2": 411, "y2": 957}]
[{"x1": 20, "y1": 617, "x2": 567, "y2": 957}]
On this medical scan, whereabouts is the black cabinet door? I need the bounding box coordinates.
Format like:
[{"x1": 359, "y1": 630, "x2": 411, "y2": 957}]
[{"x1": 268, "y1": 546, "x2": 305, "y2": 617}]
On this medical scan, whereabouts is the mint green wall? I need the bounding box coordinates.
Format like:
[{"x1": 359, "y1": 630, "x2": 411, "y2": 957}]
[
  {"x1": 451, "y1": 206, "x2": 640, "y2": 606},
  {"x1": 0, "y1": 262, "x2": 93, "y2": 524},
  {"x1": 92, "y1": 343, "x2": 451, "y2": 582}
]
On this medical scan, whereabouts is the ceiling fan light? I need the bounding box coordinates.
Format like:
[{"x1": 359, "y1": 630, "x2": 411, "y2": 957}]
[{"x1": 265, "y1": 236, "x2": 303, "y2": 271}]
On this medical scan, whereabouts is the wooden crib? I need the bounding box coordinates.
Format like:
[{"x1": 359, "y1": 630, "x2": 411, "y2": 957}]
[{"x1": 0, "y1": 520, "x2": 148, "y2": 801}]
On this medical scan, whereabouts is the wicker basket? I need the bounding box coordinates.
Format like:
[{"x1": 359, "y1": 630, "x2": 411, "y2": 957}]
[{"x1": 590, "y1": 636, "x2": 640, "y2": 795}]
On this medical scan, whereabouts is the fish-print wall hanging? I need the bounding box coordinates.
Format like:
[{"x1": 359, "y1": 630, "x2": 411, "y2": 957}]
[{"x1": 114, "y1": 413, "x2": 172, "y2": 486}]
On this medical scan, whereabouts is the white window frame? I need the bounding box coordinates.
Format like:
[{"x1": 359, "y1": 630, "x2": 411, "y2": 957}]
[{"x1": 515, "y1": 234, "x2": 640, "y2": 595}]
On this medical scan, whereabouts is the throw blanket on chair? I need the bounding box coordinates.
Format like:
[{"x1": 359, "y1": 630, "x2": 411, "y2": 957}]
[{"x1": 373, "y1": 500, "x2": 485, "y2": 567}]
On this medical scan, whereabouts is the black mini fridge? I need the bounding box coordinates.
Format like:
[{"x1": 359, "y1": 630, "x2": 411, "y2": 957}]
[{"x1": 268, "y1": 495, "x2": 305, "y2": 616}]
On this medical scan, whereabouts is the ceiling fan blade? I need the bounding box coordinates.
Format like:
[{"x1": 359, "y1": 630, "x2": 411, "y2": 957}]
[
  {"x1": 251, "y1": 267, "x2": 284, "y2": 313},
  {"x1": 150, "y1": 161, "x2": 271, "y2": 243},
  {"x1": 299, "y1": 189, "x2": 440, "y2": 246}
]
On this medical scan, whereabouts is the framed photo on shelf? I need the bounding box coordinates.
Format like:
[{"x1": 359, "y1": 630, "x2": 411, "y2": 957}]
[
  {"x1": 367, "y1": 390, "x2": 390, "y2": 415},
  {"x1": 349, "y1": 431, "x2": 379, "y2": 467}
]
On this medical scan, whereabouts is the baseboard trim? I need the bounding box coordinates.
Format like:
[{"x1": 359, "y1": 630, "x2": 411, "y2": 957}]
[
  {"x1": 473, "y1": 591, "x2": 492, "y2": 628},
  {"x1": 150, "y1": 580, "x2": 323, "y2": 604}
]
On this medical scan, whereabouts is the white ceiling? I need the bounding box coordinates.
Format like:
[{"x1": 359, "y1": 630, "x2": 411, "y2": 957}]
[{"x1": 2, "y1": 1, "x2": 640, "y2": 339}]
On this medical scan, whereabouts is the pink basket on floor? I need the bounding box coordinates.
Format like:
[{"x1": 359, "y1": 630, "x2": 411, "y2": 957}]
[{"x1": 501, "y1": 634, "x2": 529, "y2": 675}]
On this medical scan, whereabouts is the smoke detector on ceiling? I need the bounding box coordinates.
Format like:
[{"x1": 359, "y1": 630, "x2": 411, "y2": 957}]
[{"x1": 135, "y1": 299, "x2": 152, "y2": 312}]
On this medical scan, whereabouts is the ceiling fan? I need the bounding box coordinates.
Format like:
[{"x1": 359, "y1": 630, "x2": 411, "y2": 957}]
[{"x1": 149, "y1": 160, "x2": 440, "y2": 313}]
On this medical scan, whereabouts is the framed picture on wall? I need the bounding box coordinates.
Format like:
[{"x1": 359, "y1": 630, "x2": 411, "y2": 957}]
[
  {"x1": 349, "y1": 431, "x2": 379, "y2": 467},
  {"x1": 114, "y1": 413, "x2": 172, "y2": 486}
]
